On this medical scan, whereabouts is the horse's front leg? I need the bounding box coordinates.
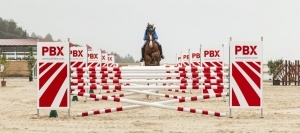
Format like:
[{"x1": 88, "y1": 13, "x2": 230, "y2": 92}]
[
  {"x1": 151, "y1": 52, "x2": 160, "y2": 65},
  {"x1": 144, "y1": 54, "x2": 151, "y2": 66}
]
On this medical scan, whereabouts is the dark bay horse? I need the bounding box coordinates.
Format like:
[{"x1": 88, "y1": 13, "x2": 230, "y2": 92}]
[
  {"x1": 144, "y1": 32, "x2": 161, "y2": 66},
  {"x1": 143, "y1": 24, "x2": 161, "y2": 99}
]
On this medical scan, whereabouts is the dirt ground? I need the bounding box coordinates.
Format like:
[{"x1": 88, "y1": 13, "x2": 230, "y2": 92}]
[{"x1": 0, "y1": 78, "x2": 299, "y2": 133}]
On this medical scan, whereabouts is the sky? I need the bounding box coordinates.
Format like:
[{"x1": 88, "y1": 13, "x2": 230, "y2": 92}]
[{"x1": 0, "y1": 0, "x2": 300, "y2": 64}]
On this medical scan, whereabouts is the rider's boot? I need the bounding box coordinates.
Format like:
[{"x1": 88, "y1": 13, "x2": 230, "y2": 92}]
[
  {"x1": 140, "y1": 45, "x2": 145, "y2": 62},
  {"x1": 158, "y1": 44, "x2": 164, "y2": 59}
]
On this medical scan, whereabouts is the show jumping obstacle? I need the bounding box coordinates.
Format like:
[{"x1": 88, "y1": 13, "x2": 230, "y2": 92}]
[
  {"x1": 70, "y1": 65, "x2": 229, "y2": 117},
  {"x1": 73, "y1": 92, "x2": 227, "y2": 117},
  {"x1": 37, "y1": 39, "x2": 263, "y2": 118}
]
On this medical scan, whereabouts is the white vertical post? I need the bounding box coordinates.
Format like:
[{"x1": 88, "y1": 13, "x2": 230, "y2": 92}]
[
  {"x1": 180, "y1": 51, "x2": 183, "y2": 67},
  {"x1": 188, "y1": 49, "x2": 192, "y2": 94},
  {"x1": 261, "y1": 36, "x2": 264, "y2": 118},
  {"x1": 15, "y1": 46, "x2": 17, "y2": 60},
  {"x1": 100, "y1": 49, "x2": 103, "y2": 94},
  {"x1": 229, "y1": 37, "x2": 232, "y2": 118},
  {"x1": 200, "y1": 44, "x2": 202, "y2": 65},
  {"x1": 84, "y1": 45, "x2": 89, "y2": 102},
  {"x1": 199, "y1": 44, "x2": 202, "y2": 67},
  {"x1": 222, "y1": 43, "x2": 226, "y2": 102},
  {"x1": 199, "y1": 44, "x2": 203, "y2": 98},
  {"x1": 106, "y1": 52, "x2": 108, "y2": 67},
  {"x1": 37, "y1": 40, "x2": 39, "y2": 118},
  {"x1": 188, "y1": 49, "x2": 191, "y2": 66},
  {"x1": 176, "y1": 54, "x2": 178, "y2": 65},
  {"x1": 68, "y1": 38, "x2": 71, "y2": 118},
  {"x1": 100, "y1": 49, "x2": 102, "y2": 67}
]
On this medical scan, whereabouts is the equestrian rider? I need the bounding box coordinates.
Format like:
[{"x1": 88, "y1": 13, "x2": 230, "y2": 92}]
[{"x1": 140, "y1": 23, "x2": 164, "y2": 62}]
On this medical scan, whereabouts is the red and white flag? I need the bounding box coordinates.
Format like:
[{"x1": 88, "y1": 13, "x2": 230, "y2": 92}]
[{"x1": 87, "y1": 44, "x2": 92, "y2": 51}]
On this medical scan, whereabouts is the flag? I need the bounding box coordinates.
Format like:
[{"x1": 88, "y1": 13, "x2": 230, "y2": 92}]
[
  {"x1": 69, "y1": 43, "x2": 75, "y2": 47},
  {"x1": 87, "y1": 44, "x2": 92, "y2": 51},
  {"x1": 100, "y1": 49, "x2": 106, "y2": 53}
]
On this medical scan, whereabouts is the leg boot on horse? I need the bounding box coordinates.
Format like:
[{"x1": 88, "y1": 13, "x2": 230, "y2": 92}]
[
  {"x1": 140, "y1": 44, "x2": 145, "y2": 62},
  {"x1": 158, "y1": 44, "x2": 164, "y2": 59},
  {"x1": 156, "y1": 41, "x2": 164, "y2": 59}
]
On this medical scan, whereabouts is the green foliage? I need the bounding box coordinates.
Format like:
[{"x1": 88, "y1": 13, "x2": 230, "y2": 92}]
[
  {"x1": 267, "y1": 58, "x2": 284, "y2": 80},
  {"x1": 25, "y1": 47, "x2": 36, "y2": 77},
  {"x1": 0, "y1": 54, "x2": 9, "y2": 81},
  {"x1": 0, "y1": 17, "x2": 28, "y2": 39}
]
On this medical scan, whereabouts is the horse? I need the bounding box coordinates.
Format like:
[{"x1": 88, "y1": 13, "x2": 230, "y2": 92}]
[
  {"x1": 143, "y1": 24, "x2": 161, "y2": 99},
  {"x1": 143, "y1": 32, "x2": 161, "y2": 66}
]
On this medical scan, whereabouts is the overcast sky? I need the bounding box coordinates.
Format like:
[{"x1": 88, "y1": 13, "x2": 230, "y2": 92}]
[{"x1": 1, "y1": 0, "x2": 299, "y2": 63}]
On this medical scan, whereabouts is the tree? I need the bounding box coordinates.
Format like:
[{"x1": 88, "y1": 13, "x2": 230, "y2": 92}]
[
  {"x1": 110, "y1": 51, "x2": 137, "y2": 63},
  {"x1": 26, "y1": 46, "x2": 36, "y2": 81},
  {"x1": 125, "y1": 54, "x2": 135, "y2": 63},
  {"x1": 44, "y1": 33, "x2": 53, "y2": 41},
  {"x1": 21, "y1": 30, "x2": 28, "y2": 38},
  {"x1": 0, "y1": 53, "x2": 9, "y2": 86},
  {"x1": 31, "y1": 32, "x2": 37, "y2": 38},
  {"x1": 0, "y1": 17, "x2": 28, "y2": 39},
  {"x1": 267, "y1": 58, "x2": 284, "y2": 80},
  {"x1": 113, "y1": 52, "x2": 121, "y2": 63},
  {"x1": 36, "y1": 35, "x2": 43, "y2": 39},
  {"x1": 7, "y1": 20, "x2": 17, "y2": 34},
  {"x1": 31, "y1": 32, "x2": 45, "y2": 39}
]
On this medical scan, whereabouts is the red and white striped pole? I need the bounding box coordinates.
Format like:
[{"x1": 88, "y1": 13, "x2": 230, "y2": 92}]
[
  {"x1": 70, "y1": 72, "x2": 228, "y2": 78},
  {"x1": 71, "y1": 84, "x2": 228, "y2": 90},
  {"x1": 72, "y1": 91, "x2": 227, "y2": 117},
  {"x1": 167, "y1": 89, "x2": 186, "y2": 93},
  {"x1": 71, "y1": 78, "x2": 228, "y2": 84},
  {"x1": 71, "y1": 66, "x2": 228, "y2": 72}
]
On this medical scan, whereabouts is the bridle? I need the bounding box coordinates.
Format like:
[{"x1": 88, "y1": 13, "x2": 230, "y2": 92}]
[{"x1": 147, "y1": 33, "x2": 154, "y2": 48}]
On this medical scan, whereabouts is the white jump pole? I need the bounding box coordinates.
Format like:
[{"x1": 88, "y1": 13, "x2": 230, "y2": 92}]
[
  {"x1": 71, "y1": 84, "x2": 229, "y2": 90},
  {"x1": 71, "y1": 78, "x2": 229, "y2": 84},
  {"x1": 72, "y1": 91, "x2": 227, "y2": 117},
  {"x1": 71, "y1": 66, "x2": 229, "y2": 72}
]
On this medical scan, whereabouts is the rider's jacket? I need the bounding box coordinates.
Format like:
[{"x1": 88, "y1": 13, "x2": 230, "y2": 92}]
[{"x1": 143, "y1": 30, "x2": 158, "y2": 41}]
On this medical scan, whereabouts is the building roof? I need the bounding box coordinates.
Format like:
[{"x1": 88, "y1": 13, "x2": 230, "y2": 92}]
[
  {"x1": 0, "y1": 39, "x2": 84, "y2": 47},
  {"x1": 0, "y1": 39, "x2": 54, "y2": 46}
]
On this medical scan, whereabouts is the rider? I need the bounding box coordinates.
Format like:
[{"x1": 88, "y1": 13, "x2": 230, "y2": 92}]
[{"x1": 140, "y1": 23, "x2": 164, "y2": 62}]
